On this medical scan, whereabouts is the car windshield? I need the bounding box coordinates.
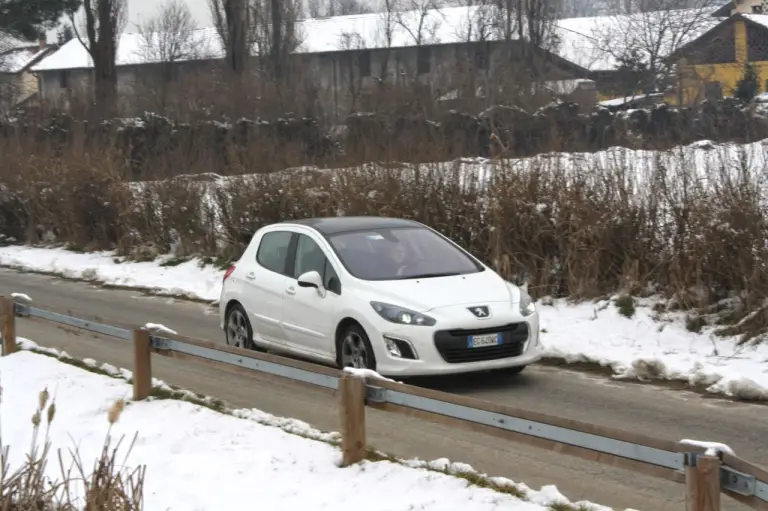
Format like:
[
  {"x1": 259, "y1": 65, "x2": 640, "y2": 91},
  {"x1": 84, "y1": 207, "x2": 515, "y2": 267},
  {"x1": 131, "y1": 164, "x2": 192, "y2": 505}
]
[{"x1": 327, "y1": 227, "x2": 483, "y2": 281}]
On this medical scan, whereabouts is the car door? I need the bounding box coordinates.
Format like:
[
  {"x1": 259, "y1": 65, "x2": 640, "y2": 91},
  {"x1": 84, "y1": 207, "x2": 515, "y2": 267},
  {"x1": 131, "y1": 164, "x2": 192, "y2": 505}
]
[
  {"x1": 281, "y1": 232, "x2": 340, "y2": 358},
  {"x1": 242, "y1": 229, "x2": 294, "y2": 347}
]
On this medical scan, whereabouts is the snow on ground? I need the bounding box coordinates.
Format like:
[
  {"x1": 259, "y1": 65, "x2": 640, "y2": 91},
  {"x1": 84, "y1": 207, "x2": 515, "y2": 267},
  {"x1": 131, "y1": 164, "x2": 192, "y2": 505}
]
[
  {"x1": 1, "y1": 244, "x2": 767, "y2": 401},
  {"x1": 0, "y1": 347, "x2": 614, "y2": 511}
]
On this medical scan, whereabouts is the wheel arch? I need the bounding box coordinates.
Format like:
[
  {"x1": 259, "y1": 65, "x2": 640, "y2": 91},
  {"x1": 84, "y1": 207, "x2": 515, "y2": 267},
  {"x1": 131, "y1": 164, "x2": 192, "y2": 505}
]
[
  {"x1": 334, "y1": 316, "x2": 377, "y2": 370},
  {"x1": 225, "y1": 299, "x2": 244, "y2": 319},
  {"x1": 334, "y1": 316, "x2": 364, "y2": 355}
]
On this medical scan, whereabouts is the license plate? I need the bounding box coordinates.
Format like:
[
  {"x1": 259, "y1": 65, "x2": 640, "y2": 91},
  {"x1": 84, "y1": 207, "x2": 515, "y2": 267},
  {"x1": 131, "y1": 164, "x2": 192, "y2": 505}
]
[{"x1": 468, "y1": 333, "x2": 501, "y2": 348}]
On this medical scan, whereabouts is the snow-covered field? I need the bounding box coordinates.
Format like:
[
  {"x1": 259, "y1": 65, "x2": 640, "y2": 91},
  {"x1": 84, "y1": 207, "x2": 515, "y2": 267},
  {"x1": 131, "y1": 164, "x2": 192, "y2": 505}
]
[
  {"x1": 1, "y1": 244, "x2": 767, "y2": 401},
  {"x1": 0, "y1": 346, "x2": 614, "y2": 511}
]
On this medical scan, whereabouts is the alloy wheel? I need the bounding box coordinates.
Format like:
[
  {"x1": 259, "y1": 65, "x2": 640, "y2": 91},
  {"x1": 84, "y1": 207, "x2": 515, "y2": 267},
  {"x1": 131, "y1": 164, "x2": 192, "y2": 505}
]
[
  {"x1": 340, "y1": 331, "x2": 370, "y2": 369},
  {"x1": 226, "y1": 309, "x2": 250, "y2": 349}
]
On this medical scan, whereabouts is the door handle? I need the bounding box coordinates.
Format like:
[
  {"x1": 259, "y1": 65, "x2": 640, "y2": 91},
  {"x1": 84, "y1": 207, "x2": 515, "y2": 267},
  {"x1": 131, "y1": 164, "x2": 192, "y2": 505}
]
[
  {"x1": 245, "y1": 272, "x2": 256, "y2": 280},
  {"x1": 286, "y1": 286, "x2": 296, "y2": 295}
]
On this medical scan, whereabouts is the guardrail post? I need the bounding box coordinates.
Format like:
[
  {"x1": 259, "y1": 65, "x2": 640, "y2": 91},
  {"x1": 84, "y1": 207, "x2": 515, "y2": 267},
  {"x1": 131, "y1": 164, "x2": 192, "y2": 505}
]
[
  {"x1": 686, "y1": 454, "x2": 721, "y2": 511},
  {"x1": 132, "y1": 329, "x2": 152, "y2": 401},
  {"x1": 0, "y1": 296, "x2": 16, "y2": 356},
  {"x1": 339, "y1": 372, "x2": 366, "y2": 467}
]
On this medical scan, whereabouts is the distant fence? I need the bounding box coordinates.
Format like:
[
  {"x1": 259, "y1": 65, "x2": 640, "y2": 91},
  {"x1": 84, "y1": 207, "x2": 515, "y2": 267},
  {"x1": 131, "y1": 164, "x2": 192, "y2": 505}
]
[{"x1": 1, "y1": 295, "x2": 767, "y2": 511}]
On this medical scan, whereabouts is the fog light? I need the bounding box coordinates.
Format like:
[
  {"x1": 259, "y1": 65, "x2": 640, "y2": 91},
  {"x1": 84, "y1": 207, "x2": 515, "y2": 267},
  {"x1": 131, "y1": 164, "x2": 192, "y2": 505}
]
[
  {"x1": 383, "y1": 335, "x2": 418, "y2": 360},
  {"x1": 384, "y1": 337, "x2": 402, "y2": 357}
]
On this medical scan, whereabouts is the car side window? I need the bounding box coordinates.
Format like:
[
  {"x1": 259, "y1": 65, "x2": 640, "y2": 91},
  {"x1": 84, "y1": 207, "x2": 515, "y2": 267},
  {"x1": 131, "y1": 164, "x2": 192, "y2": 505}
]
[
  {"x1": 324, "y1": 258, "x2": 341, "y2": 295},
  {"x1": 294, "y1": 234, "x2": 341, "y2": 295},
  {"x1": 256, "y1": 231, "x2": 293, "y2": 275}
]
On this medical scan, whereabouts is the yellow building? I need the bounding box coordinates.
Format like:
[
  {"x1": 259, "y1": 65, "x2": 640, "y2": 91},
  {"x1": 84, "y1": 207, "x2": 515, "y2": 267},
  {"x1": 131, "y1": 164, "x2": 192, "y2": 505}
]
[
  {"x1": 0, "y1": 36, "x2": 56, "y2": 114},
  {"x1": 671, "y1": 1, "x2": 768, "y2": 104}
]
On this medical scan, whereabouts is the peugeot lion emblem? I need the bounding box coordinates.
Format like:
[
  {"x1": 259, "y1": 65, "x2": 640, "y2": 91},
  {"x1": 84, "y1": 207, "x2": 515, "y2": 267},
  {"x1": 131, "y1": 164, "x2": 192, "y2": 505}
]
[{"x1": 468, "y1": 306, "x2": 489, "y2": 318}]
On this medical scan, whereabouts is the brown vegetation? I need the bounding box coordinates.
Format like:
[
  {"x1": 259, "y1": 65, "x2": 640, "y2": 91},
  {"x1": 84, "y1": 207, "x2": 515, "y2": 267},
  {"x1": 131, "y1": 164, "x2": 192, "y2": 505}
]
[
  {"x1": 0, "y1": 119, "x2": 766, "y2": 342},
  {"x1": 1, "y1": 389, "x2": 145, "y2": 509}
]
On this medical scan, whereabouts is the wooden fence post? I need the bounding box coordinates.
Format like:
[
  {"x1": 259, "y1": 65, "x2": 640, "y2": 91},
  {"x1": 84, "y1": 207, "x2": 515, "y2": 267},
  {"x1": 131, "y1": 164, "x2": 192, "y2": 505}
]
[
  {"x1": 0, "y1": 296, "x2": 16, "y2": 357},
  {"x1": 686, "y1": 454, "x2": 721, "y2": 511},
  {"x1": 132, "y1": 329, "x2": 152, "y2": 401},
  {"x1": 339, "y1": 372, "x2": 366, "y2": 467}
]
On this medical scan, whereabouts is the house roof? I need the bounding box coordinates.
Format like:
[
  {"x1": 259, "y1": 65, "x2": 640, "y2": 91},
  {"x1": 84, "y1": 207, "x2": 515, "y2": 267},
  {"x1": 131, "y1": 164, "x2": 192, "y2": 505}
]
[
  {"x1": 712, "y1": 1, "x2": 735, "y2": 16},
  {"x1": 0, "y1": 33, "x2": 53, "y2": 74},
  {"x1": 29, "y1": 5, "x2": 721, "y2": 74},
  {"x1": 667, "y1": 12, "x2": 768, "y2": 61},
  {"x1": 32, "y1": 29, "x2": 223, "y2": 72}
]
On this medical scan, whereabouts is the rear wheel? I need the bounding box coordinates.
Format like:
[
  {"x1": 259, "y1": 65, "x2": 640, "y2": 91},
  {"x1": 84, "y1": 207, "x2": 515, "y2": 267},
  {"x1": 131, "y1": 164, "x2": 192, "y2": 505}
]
[
  {"x1": 337, "y1": 323, "x2": 377, "y2": 371},
  {"x1": 225, "y1": 303, "x2": 259, "y2": 351}
]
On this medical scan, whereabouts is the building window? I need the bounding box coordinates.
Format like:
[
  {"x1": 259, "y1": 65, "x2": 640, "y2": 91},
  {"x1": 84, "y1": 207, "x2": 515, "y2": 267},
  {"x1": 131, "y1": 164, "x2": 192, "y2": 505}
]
[
  {"x1": 358, "y1": 50, "x2": 371, "y2": 77},
  {"x1": 417, "y1": 46, "x2": 431, "y2": 74},
  {"x1": 59, "y1": 70, "x2": 68, "y2": 88}
]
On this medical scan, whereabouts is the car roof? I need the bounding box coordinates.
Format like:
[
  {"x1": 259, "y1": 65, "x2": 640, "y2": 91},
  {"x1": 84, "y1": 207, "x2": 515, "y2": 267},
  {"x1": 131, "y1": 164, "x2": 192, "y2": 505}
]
[{"x1": 277, "y1": 216, "x2": 423, "y2": 235}]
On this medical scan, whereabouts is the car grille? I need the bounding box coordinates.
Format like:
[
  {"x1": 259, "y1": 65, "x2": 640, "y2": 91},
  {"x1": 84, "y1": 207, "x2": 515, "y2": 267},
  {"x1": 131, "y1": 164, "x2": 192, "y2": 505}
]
[{"x1": 433, "y1": 323, "x2": 529, "y2": 364}]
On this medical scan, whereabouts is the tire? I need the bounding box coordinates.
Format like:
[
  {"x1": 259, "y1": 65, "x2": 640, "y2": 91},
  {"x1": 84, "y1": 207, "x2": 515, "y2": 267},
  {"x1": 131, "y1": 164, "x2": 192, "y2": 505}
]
[
  {"x1": 337, "y1": 323, "x2": 377, "y2": 371},
  {"x1": 224, "y1": 303, "x2": 260, "y2": 351}
]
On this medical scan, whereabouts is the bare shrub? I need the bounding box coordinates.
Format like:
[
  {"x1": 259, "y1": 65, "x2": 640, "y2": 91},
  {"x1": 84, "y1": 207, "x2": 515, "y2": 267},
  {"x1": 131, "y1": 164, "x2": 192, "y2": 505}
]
[
  {"x1": 0, "y1": 388, "x2": 146, "y2": 509},
  {"x1": 0, "y1": 116, "x2": 766, "y2": 339}
]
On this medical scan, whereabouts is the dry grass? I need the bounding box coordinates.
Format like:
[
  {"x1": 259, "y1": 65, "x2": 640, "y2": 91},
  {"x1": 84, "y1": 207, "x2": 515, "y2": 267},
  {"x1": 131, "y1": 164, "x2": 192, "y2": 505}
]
[
  {"x1": 0, "y1": 389, "x2": 145, "y2": 510},
  {"x1": 0, "y1": 128, "x2": 766, "y2": 342}
]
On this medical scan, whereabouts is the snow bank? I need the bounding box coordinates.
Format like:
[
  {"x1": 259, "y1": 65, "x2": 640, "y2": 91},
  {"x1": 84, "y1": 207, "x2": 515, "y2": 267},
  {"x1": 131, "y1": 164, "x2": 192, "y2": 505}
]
[{"x1": 0, "y1": 346, "x2": 616, "y2": 511}]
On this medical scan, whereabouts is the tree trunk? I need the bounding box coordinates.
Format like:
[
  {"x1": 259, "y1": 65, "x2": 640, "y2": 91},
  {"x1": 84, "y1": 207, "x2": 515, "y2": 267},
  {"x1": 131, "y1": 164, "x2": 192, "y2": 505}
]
[
  {"x1": 90, "y1": 0, "x2": 119, "y2": 115},
  {"x1": 225, "y1": 0, "x2": 248, "y2": 76},
  {"x1": 271, "y1": 0, "x2": 282, "y2": 80}
]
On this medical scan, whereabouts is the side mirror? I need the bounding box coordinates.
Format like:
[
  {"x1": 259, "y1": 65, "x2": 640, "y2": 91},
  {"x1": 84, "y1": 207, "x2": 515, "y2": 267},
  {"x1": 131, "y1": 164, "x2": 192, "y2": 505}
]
[{"x1": 297, "y1": 270, "x2": 324, "y2": 289}]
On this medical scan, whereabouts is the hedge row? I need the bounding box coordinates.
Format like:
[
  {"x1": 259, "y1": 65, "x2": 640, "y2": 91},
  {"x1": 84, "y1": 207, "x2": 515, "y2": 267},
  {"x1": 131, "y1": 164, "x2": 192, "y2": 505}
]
[{"x1": 2, "y1": 98, "x2": 768, "y2": 179}]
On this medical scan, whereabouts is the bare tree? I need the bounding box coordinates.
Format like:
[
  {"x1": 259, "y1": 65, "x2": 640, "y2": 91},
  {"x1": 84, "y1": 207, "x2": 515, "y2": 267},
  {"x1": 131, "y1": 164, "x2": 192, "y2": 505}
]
[
  {"x1": 394, "y1": 0, "x2": 444, "y2": 46},
  {"x1": 70, "y1": 0, "x2": 128, "y2": 115},
  {"x1": 248, "y1": 0, "x2": 303, "y2": 78},
  {"x1": 511, "y1": 0, "x2": 561, "y2": 78},
  {"x1": 136, "y1": 0, "x2": 203, "y2": 111},
  {"x1": 590, "y1": 0, "x2": 718, "y2": 96},
  {"x1": 210, "y1": 0, "x2": 302, "y2": 81},
  {"x1": 137, "y1": 0, "x2": 198, "y2": 70},
  {"x1": 374, "y1": 0, "x2": 397, "y2": 82},
  {"x1": 210, "y1": 0, "x2": 250, "y2": 76},
  {"x1": 338, "y1": 30, "x2": 367, "y2": 109},
  {"x1": 307, "y1": 0, "x2": 322, "y2": 18},
  {"x1": 327, "y1": 0, "x2": 373, "y2": 16}
]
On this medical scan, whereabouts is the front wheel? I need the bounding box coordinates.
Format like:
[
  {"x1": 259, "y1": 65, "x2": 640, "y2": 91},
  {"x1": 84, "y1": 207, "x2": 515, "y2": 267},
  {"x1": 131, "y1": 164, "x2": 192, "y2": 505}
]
[
  {"x1": 337, "y1": 324, "x2": 377, "y2": 371},
  {"x1": 225, "y1": 303, "x2": 260, "y2": 351}
]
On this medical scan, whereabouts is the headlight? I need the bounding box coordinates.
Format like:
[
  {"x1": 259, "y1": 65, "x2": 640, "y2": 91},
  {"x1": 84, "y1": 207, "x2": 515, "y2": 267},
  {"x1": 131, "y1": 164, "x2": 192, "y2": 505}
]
[
  {"x1": 370, "y1": 301, "x2": 436, "y2": 326},
  {"x1": 519, "y1": 291, "x2": 536, "y2": 316}
]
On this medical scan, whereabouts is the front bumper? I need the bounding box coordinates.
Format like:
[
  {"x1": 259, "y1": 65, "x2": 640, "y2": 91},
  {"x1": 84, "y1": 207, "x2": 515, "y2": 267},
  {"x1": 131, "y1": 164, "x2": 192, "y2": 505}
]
[{"x1": 368, "y1": 304, "x2": 542, "y2": 377}]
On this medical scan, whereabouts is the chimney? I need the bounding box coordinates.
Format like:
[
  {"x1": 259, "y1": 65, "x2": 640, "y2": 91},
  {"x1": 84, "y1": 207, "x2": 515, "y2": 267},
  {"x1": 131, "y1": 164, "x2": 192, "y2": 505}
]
[{"x1": 39, "y1": 34, "x2": 46, "y2": 49}]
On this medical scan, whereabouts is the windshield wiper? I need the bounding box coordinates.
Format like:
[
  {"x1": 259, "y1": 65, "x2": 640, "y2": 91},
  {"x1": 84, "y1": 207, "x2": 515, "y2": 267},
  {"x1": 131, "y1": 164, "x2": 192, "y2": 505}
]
[{"x1": 399, "y1": 272, "x2": 461, "y2": 280}]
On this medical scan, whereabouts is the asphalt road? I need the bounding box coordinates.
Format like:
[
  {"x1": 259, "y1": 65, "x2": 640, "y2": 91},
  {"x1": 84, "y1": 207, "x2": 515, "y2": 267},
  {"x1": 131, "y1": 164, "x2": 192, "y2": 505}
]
[{"x1": 2, "y1": 267, "x2": 766, "y2": 511}]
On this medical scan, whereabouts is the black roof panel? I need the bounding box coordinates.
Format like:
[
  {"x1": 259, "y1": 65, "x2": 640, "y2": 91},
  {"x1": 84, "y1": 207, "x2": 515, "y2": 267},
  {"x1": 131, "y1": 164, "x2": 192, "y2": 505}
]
[{"x1": 283, "y1": 216, "x2": 423, "y2": 235}]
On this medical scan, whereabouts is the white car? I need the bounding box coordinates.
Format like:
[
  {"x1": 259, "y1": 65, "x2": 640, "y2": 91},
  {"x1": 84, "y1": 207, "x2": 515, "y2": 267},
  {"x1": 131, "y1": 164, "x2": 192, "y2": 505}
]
[{"x1": 219, "y1": 217, "x2": 542, "y2": 377}]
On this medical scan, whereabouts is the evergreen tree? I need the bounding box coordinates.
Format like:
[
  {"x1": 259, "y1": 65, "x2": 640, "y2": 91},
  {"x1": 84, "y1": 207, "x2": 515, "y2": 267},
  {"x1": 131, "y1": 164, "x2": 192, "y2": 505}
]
[
  {"x1": 0, "y1": 0, "x2": 81, "y2": 41},
  {"x1": 735, "y1": 62, "x2": 760, "y2": 102}
]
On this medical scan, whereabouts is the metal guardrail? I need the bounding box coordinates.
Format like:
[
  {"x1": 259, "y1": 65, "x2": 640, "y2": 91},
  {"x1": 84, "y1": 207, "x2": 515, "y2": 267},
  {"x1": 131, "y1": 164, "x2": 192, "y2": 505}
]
[
  {"x1": 4, "y1": 297, "x2": 768, "y2": 511},
  {"x1": 365, "y1": 383, "x2": 685, "y2": 470},
  {"x1": 152, "y1": 336, "x2": 340, "y2": 390},
  {"x1": 15, "y1": 303, "x2": 133, "y2": 341}
]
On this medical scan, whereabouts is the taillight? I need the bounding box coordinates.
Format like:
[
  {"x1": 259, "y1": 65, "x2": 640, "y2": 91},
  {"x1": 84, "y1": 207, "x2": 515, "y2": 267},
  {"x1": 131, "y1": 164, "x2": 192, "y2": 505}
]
[{"x1": 223, "y1": 265, "x2": 236, "y2": 282}]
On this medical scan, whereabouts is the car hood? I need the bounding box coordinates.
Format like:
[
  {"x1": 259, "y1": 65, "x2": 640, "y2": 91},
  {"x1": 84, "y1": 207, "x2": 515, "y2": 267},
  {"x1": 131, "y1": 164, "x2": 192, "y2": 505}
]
[{"x1": 359, "y1": 270, "x2": 520, "y2": 312}]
